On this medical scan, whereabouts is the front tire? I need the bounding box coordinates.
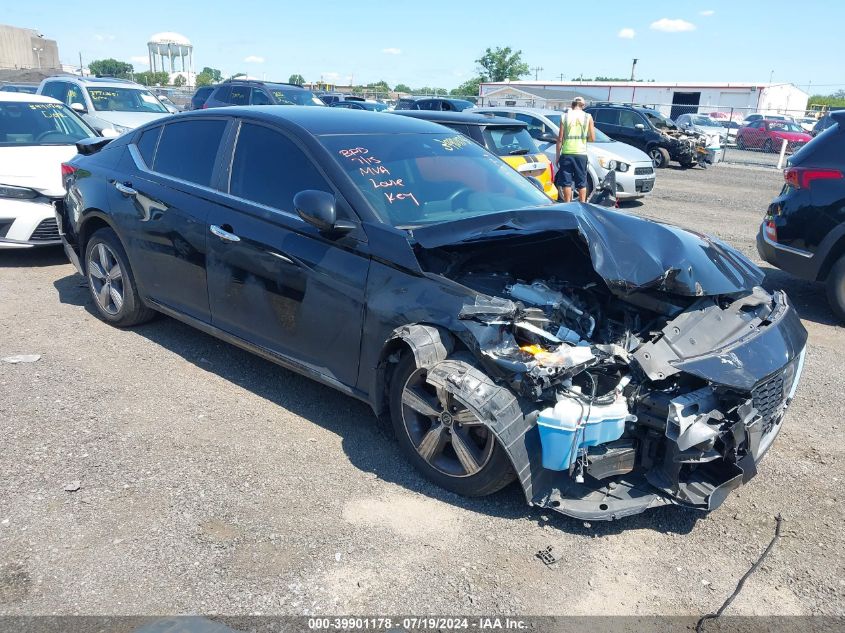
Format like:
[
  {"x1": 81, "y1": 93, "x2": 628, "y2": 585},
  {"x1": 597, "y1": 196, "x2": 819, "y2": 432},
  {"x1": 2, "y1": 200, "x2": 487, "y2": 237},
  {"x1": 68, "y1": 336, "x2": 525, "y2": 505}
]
[
  {"x1": 826, "y1": 255, "x2": 845, "y2": 323},
  {"x1": 648, "y1": 146, "x2": 670, "y2": 168},
  {"x1": 389, "y1": 353, "x2": 515, "y2": 497},
  {"x1": 763, "y1": 139, "x2": 774, "y2": 153},
  {"x1": 85, "y1": 228, "x2": 156, "y2": 327}
]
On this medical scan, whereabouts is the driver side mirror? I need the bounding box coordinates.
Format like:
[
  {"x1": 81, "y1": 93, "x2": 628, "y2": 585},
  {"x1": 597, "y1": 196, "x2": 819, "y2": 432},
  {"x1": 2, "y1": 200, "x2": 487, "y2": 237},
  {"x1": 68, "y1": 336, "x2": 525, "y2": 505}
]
[
  {"x1": 70, "y1": 102, "x2": 87, "y2": 114},
  {"x1": 540, "y1": 132, "x2": 558, "y2": 143},
  {"x1": 634, "y1": 123, "x2": 645, "y2": 130},
  {"x1": 294, "y1": 190, "x2": 356, "y2": 235}
]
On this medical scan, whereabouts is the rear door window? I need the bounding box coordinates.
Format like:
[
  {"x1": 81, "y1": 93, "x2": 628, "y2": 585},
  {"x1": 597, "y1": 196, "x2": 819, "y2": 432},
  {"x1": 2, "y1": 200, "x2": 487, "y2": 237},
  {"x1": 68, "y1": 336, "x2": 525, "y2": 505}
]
[
  {"x1": 152, "y1": 119, "x2": 227, "y2": 187},
  {"x1": 594, "y1": 108, "x2": 619, "y2": 125},
  {"x1": 229, "y1": 86, "x2": 249, "y2": 106},
  {"x1": 228, "y1": 122, "x2": 331, "y2": 213}
]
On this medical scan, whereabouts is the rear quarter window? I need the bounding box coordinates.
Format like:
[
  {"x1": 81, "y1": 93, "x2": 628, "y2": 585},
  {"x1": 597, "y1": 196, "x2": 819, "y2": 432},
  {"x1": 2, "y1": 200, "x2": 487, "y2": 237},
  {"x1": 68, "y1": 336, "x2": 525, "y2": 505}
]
[{"x1": 136, "y1": 126, "x2": 161, "y2": 167}]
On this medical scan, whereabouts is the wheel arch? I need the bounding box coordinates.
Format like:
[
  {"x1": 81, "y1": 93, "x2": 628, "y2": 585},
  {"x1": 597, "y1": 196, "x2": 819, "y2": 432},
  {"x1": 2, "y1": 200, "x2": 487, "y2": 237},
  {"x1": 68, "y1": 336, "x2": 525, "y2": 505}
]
[
  {"x1": 78, "y1": 211, "x2": 120, "y2": 273},
  {"x1": 817, "y1": 231, "x2": 845, "y2": 281},
  {"x1": 371, "y1": 324, "x2": 457, "y2": 420}
]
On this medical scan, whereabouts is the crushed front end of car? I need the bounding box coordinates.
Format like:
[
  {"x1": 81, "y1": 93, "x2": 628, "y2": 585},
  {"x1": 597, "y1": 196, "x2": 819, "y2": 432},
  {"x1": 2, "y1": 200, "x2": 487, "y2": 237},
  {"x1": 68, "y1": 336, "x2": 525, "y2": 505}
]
[
  {"x1": 662, "y1": 128, "x2": 712, "y2": 166},
  {"x1": 410, "y1": 205, "x2": 807, "y2": 520}
]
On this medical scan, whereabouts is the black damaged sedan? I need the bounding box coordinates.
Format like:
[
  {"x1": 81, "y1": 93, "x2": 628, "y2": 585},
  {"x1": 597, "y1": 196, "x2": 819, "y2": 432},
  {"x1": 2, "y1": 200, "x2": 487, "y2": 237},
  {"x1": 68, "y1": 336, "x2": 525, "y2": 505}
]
[{"x1": 57, "y1": 107, "x2": 807, "y2": 520}]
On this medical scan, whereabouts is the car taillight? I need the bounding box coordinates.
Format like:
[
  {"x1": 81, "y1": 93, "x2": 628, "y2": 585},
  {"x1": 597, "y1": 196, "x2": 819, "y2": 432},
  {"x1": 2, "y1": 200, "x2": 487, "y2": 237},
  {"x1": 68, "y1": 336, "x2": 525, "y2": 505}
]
[
  {"x1": 784, "y1": 166, "x2": 843, "y2": 189},
  {"x1": 61, "y1": 163, "x2": 77, "y2": 177},
  {"x1": 764, "y1": 219, "x2": 778, "y2": 242}
]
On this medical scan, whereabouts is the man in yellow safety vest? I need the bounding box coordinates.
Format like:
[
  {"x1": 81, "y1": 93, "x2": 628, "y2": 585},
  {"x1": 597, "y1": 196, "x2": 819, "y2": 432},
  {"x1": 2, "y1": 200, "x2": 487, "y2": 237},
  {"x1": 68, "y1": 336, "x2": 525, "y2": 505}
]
[{"x1": 555, "y1": 97, "x2": 595, "y2": 202}]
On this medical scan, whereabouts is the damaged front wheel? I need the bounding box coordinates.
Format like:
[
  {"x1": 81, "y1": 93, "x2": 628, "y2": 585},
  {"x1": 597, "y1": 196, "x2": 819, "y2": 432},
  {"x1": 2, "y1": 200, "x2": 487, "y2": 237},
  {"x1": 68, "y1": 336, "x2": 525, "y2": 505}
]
[{"x1": 389, "y1": 354, "x2": 515, "y2": 497}]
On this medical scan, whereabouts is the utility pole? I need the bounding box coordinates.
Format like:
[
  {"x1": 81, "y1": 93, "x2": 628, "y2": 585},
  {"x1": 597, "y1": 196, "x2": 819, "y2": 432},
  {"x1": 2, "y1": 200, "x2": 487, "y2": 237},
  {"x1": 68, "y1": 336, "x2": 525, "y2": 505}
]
[
  {"x1": 630, "y1": 58, "x2": 638, "y2": 81},
  {"x1": 558, "y1": 73, "x2": 565, "y2": 82},
  {"x1": 78, "y1": 52, "x2": 83, "y2": 75},
  {"x1": 531, "y1": 66, "x2": 543, "y2": 81}
]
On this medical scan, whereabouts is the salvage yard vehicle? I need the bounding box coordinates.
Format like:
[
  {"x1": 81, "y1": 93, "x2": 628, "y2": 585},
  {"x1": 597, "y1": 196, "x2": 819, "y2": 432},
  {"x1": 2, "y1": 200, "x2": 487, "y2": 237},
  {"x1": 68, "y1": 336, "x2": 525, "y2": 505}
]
[
  {"x1": 203, "y1": 79, "x2": 326, "y2": 108},
  {"x1": 587, "y1": 103, "x2": 713, "y2": 169},
  {"x1": 391, "y1": 110, "x2": 558, "y2": 200},
  {"x1": 37, "y1": 76, "x2": 171, "y2": 135},
  {"x1": 758, "y1": 110, "x2": 845, "y2": 321},
  {"x1": 58, "y1": 107, "x2": 807, "y2": 520},
  {"x1": 0, "y1": 92, "x2": 99, "y2": 248},
  {"x1": 473, "y1": 106, "x2": 655, "y2": 200},
  {"x1": 736, "y1": 120, "x2": 813, "y2": 153}
]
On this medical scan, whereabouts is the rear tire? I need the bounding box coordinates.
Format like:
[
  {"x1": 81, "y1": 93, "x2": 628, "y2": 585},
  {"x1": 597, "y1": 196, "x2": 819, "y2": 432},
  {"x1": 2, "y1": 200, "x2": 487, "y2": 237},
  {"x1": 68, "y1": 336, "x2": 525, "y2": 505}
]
[
  {"x1": 85, "y1": 228, "x2": 156, "y2": 327},
  {"x1": 648, "y1": 146, "x2": 670, "y2": 168},
  {"x1": 826, "y1": 255, "x2": 845, "y2": 323},
  {"x1": 389, "y1": 353, "x2": 515, "y2": 497}
]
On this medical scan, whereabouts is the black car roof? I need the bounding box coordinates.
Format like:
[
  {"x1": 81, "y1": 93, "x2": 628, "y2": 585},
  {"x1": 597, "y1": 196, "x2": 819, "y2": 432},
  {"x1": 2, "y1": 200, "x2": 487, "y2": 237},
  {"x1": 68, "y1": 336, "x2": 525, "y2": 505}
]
[
  {"x1": 390, "y1": 110, "x2": 526, "y2": 128},
  {"x1": 174, "y1": 105, "x2": 458, "y2": 135}
]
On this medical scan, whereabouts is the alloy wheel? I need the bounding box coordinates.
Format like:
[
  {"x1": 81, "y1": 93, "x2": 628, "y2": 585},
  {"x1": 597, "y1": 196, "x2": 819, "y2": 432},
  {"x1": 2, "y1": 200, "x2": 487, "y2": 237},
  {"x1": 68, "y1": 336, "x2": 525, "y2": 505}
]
[
  {"x1": 400, "y1": 367, "x2": 495, "y2": 477},
  {"x1": 648, "y1": 148, "x2": 664, "y2": 168},
  {"x1": 88, "y1": 242, "x2": 125, "y2": 315}
]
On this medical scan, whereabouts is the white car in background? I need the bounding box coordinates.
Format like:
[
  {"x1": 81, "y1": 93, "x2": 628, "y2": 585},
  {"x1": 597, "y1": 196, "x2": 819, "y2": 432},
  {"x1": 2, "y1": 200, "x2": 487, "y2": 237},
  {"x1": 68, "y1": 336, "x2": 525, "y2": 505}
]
[
  {"x1": 474, "y1": 106, "x2": 656, "y2": 199},
  {"x1": 37, "y1": 76, "x2": 171, "y2": 135},
  {"x1": 0, "y1": 92, "x2": 98, "y2": 249},
  {"x1": 796, "y1": 117, "x2": 818, "y2": 134}
]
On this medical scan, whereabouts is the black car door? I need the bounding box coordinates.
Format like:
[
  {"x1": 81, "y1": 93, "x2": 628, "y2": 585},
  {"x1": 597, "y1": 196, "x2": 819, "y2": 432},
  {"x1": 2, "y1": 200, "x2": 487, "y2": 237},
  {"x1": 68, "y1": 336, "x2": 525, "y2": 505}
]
[
  {"x1": 617, "y1": 110, "x2": 649, "y2": 150},
  {"x1": 206, "y1": 120, "x2": 369, "y2": 387},
  {"x1": 113, "y1": 118, "x2": 230, "y2": 321}
]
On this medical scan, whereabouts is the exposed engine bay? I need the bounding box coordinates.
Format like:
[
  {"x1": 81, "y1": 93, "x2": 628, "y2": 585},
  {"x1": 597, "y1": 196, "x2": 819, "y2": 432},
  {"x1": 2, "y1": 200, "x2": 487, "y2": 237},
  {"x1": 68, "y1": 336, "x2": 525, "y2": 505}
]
[
  {"x1": 414, "y1": 227, "x2": 806, "y2": 520},
  {"x1": 662, "y1": 128, "x2": 714, "y2": 167}
]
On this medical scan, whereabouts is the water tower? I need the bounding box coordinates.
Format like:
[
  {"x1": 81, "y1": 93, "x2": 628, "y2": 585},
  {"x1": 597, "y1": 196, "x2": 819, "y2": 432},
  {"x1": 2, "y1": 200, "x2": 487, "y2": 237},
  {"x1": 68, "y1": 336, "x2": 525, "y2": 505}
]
[{"x1": 147, "y1": 32, "x2": 193, "y2": 84}]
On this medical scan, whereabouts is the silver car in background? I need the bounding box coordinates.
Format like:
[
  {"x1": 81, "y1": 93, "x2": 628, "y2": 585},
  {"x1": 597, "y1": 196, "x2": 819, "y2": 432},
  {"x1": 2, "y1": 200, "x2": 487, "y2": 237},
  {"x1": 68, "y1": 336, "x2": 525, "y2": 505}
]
[
  {"x1": 675, "y1": 113, "x2": 728, "y2": 144},
  {"x1": 474, "y1": 106, "x2": 656, "y2": 200}
]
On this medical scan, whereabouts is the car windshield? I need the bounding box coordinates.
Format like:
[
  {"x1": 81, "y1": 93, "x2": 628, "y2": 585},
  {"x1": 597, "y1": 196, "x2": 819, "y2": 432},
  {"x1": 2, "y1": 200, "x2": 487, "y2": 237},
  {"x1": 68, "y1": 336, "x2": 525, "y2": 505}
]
[
  {"x1": 270, "y1": 88, "x2": 324, "y2": 106},
  {"x1": 642, "y1": 111, "x2": 677, "y2": 130},
  {"x1": 769, "y1": 121, "x2": 803, "y2": 133},
  {"x1": 691, "y1": 115, "x2": 718, "y2": 126},
  {"x1": 321, "y1": 132, "x2": 553, "y2": 228},
  {"x1": 481, "y1": 127, "x2": 537, "y2": 156},
  {"x1": 87, "y1": 87, "x2": 168, "y2": 113},
  {"x1": 0, "y1": 101, "x2": 94, "y2": 145}
]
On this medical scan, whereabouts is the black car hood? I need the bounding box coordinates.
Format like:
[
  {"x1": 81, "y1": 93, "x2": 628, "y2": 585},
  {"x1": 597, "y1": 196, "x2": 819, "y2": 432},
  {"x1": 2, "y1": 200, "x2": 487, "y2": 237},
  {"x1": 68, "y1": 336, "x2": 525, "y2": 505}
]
[{"x1": 411, "y1": 204, "x2": 764, "y2": 297}]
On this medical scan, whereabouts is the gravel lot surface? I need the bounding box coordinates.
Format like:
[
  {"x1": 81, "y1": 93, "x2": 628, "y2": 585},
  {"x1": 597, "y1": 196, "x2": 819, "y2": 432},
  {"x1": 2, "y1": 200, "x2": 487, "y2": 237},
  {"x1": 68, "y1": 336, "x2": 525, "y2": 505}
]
[
  {"x1": 722, "y1": 146, "x2": 788, "y2": 168},
  {"x1": 1, "y1": 163, "x2": 843, "y2": 617}
]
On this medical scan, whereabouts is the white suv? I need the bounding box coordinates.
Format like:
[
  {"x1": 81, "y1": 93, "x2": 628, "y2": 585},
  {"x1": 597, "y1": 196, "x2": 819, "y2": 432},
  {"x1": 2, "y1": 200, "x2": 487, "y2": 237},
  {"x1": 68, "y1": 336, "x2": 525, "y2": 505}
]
[{"x1": 38, "y1": 76, "x2": 171, "y2": 135}]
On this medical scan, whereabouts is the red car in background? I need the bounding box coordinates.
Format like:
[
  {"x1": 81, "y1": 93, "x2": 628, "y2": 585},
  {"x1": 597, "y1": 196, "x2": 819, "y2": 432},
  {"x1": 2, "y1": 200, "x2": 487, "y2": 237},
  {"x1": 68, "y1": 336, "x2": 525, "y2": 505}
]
[{"x1": 736, "y1": 119, "x2": 813, "y2": 153}]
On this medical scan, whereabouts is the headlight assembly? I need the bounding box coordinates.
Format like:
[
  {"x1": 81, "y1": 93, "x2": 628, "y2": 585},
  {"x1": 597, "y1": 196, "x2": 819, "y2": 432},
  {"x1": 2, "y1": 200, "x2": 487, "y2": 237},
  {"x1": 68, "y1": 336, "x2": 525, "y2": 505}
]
[
  {"x1": 0, "y1": 184, "x2": 39, "y2": 200},
  {"x1": 615, "y1": 162, "x2": 630, "y2": 173}
]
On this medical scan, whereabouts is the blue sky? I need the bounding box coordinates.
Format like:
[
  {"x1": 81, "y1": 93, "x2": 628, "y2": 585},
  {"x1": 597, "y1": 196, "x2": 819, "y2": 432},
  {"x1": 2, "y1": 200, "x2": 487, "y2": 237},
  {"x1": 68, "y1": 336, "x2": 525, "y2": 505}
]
[{"x1": 2, "y1": 1, "x2": 839, "y2": 93}]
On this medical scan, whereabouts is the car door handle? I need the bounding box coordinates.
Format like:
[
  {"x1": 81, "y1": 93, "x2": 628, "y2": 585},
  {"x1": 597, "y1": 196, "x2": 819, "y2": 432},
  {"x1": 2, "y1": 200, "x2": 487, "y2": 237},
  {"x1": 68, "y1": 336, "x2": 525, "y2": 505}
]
[
  {"x1": 114, "y1": 181, "x2": 137, "y2": 196},
  {"x1": 210, "y1": 224, "x2": 241, "y2": 243}
]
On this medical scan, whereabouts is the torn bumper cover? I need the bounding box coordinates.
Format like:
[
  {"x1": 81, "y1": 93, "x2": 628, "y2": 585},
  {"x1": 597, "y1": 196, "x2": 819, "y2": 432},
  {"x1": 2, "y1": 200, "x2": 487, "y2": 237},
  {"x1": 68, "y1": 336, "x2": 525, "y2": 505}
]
[{"x1": 408, "y1": 207, "x2": 807, "y2": 520}]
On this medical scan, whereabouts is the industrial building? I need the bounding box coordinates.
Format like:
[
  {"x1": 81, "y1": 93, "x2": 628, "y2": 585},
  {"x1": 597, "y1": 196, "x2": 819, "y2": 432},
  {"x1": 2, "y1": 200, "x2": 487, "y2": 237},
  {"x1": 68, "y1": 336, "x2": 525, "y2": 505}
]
[
  {"x1": 479, "y1": 81, "x2": 809, "y2": 118},
  {"x1": 0, "y1": 23, "x2": 60, "y2": 70}
]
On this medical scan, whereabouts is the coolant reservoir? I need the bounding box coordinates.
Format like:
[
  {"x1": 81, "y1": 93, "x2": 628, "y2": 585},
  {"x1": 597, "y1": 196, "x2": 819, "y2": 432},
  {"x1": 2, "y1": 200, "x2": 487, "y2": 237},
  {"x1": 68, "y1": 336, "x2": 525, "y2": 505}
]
[{"x1": 536, "y1": 394, "x2": 629, "y2": 471}]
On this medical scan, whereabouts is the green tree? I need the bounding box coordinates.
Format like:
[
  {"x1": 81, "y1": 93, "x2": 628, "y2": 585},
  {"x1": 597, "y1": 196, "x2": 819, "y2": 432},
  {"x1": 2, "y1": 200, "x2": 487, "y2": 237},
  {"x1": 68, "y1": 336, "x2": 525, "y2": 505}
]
[
  {"x1": 809, "y1": 92, "x2": 845, "y2": 108},
  {"x1": 395, "y1": 83, "x2": 412, "y2": 93},
  {"x1": 172, "y1": 75, "x2": 186, "y2": 87},
  {"x1": 415, "y1": 86, "x2": 448, "y2": 96},
  {"x1": 200, "y1": 67, "x2": 222, "y2": 82},
  {"x1": 289, "y1": 74, "x2": 305, "y2": 85},
  {"x1": 88, "y1": 58, "x2": 134, "y2": 79},
  {"x1": 365, "y1": 80, "x2": 390, "y2": 93},
  {"x1": 195, "y1": 72, "x2": 212, "y2": 87},
  {"x1": 475, "y1": 46, "x2": 529, "y2": 82},
  {"x1": 135, "y1": 71, "x2": 170, "y2": 86},
  {"x1": 451, "y1": 76, "x2": 483, "y2": 98}
]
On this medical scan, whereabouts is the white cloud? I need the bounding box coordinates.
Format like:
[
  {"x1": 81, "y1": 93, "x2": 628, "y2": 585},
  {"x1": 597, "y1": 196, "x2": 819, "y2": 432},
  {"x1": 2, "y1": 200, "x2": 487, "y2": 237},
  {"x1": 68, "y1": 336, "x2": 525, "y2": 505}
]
[
  {"x1": 650, "y1": 18, "x2": 696, "y2": 32},
  {"x1": 382, "y1": 47, "x2": 401, "y2": 55},
  {"x1": 700, "y1": 10, "x2": 715, "y2": 16},
  {"x1": 129, "y1": 56, "x2": 149, "y2": 66},
  {"x1": 93, "y1": 34, "x2": 116, "y2": 42},
  {"x1": 617, "y1": 28, "x2": 636, "y2": 39},
  {"x1": 243, "y1": 55, "x2": 265, "y2": 63}
]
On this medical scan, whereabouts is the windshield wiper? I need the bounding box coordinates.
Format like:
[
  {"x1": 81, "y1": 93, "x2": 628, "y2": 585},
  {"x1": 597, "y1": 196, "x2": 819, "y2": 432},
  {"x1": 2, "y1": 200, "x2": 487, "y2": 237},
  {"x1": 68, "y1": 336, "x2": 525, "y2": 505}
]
[{"x1": 508, "y1": 148, "x2": 530, "y2": 156}]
